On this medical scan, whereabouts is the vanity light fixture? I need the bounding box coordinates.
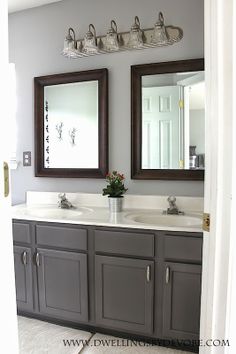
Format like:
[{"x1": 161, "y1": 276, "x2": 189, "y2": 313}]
[
  {"x1": 62, "y1": 12, "x2": 183, "y2": 59},
  {"x1": 83, "y1": 24, "x2": 99, "y2": 54},
  {"x1": 104, "y1": 20, "x2": 119, "y2": 52},
  {"x1": 63, "y1": 28, "x2": 81, "y2": 58},
  {"x1": 151, "y1": 12, "x2": 169, "y2": 45},
  {"x1": 127, "y1": 16, "x2": 144, "y2": 49}
]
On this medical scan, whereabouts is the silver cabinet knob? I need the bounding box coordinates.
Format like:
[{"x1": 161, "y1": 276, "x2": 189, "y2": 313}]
[
  {"x1": 146, "y1": 265, "x2": 151, "y2": 282},
  {"x1": 165, "y1": 266, "x2": 170, "y2": 284},
  {"x1": 22, "y1": 251, "x2": 27, "y2": 266},
  {"x1": 35, "y1": 252, "x2": 40, "y2": 267}
]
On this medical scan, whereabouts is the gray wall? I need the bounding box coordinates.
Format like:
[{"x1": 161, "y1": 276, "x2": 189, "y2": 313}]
[{"x1": 9, "y1": 0, "x2": 204, "y2": 204}]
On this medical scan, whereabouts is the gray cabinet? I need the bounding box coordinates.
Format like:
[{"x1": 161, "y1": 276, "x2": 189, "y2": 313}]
[
  {"x1": 37, "y1": 248, "x2": 88, "y2": 322},
  {"x1": 13, "y1": 246, "x2": 33, "y2": 312},
  {"x1": 163, "y1": 262, "x2": 202, "y2": 340},
  {"x1": 12, "y1": 220, "x2": 203, "y2": 348},
  {"x1": 95, "y1": 255, "x2": 154, "y2": 335},
  {"x1": 13, "y1": 222, "x2": 89, "y2": 323}
]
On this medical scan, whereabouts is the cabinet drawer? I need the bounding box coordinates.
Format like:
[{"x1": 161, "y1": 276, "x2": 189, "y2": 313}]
[
  {"x1": 164, "y1": 234, "x2": 202, "y2": 263},
  {"x1": 95, "y1": 229, "x2": 154, "y2": 257},
  {"x1": 13, "y1": 222, "x2": 31, "y2": 244},
  {"x1": 36, "y1": 225, "x2": 87, "y2": 251}
]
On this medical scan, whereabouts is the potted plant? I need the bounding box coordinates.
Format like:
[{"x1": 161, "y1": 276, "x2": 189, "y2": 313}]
[{"x1": 102, "y1": 171, "x2": 128, "y2": 212}]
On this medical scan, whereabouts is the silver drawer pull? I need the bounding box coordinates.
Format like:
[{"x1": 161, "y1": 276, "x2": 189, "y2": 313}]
[
  {"x1": 146, "y1": 265, "x2": 151, "y2": 282},
  {"x1": 22, "y1": 251, "x2": 27, "y2": 265},
  {"x1": 35, "y1": 252, "x2": 40, "y2": 267},
  {"x1": 166, "y1": 266, "x2": 170, "y2": 284}
]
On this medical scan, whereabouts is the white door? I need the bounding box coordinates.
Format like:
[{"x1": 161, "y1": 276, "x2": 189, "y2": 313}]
[
  {"x1": 200, "y1": 0, "x2": 236, "y2": 353},
  {"x1": 0, "y1": 0, "x2": 19, "y2": 353},
  {"x1": 142, "y1": 86, "x2": 181, "y2": 169}
]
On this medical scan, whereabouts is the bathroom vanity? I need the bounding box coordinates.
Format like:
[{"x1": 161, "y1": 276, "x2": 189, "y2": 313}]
[{"x1": 12, "y1": 193, "x2": 203, "y2": 351}]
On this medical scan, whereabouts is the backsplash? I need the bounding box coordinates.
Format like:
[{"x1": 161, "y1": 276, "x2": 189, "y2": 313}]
[{"x1": 25, "y1": 191, "x2": 204, "y2": 212}]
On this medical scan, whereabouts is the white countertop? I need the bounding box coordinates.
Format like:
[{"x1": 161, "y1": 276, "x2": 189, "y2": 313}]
[
  {"x1": 12, "y1": 203, "x2": 203, "y2": 233},
  {"x1": 12, "y1": 192, "x2": 203, "y2": 233}
]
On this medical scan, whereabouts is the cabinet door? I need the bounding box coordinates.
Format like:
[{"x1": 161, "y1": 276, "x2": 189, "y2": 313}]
[
  {"x1": 163, "y1": 262, "x2": 202, "y2": 340},
  {"x1": 95, "y1": 255, "x2": 154, "y2": 335},
  {"x1": 14, "y1": 246, "x2": 33, "y2": 312},
  {"x1": 37, "y1": 248, "x2": 88, "y2": 322}
]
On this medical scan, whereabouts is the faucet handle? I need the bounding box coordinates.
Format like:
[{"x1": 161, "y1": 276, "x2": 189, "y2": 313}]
[
  {"x1": 58, "y1": 193, "x2": 66, "y2": 200},
  {"x1": 167, "y1": 196, "x2": 176, "y2": 204}
]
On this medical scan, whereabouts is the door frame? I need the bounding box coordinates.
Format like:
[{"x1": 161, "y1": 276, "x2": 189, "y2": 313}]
[{"x1": 200, "y1": 0, "x2": 236, "y2": 352}]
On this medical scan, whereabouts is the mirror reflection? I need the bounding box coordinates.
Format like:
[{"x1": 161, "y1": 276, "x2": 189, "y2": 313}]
[
  {"x1": 35, "y1": 68, "x2": 108, "y2": 178},
  {"x1": 44, "y1": 81, "x2": 99, "y2": 169},
  {"x1": 141, "y1": 71, "x2": 205, "y2": 170}
]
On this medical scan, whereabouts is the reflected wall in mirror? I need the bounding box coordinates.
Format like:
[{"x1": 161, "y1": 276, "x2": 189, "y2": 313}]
[
  {"x1": 35, "y1": 69, "x2": 108, "y2": 178},
  {"x1": 131, "y1": 59, "x2": 204, "y2": 180}
]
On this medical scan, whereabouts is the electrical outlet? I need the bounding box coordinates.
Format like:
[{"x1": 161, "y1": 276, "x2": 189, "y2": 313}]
[{"x1": 23, "y1": 151, "x2": 31, "y2": 166}]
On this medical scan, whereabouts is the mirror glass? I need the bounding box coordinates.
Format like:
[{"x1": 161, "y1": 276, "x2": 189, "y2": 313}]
[
  {"x1": 141, "y1": 71, "x2": 205, "y2": 170},
  {"x1": 44, "y1": 81, "x2": 99, "y2": 169},
  {"x1": 131, "y1": 59, "x2": 204, "y2": 180},
  {"x1": 35, "y1": 69, "x2": 108, "y2": 178}
]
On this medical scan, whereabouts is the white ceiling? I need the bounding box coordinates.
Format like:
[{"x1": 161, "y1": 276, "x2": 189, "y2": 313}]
[{"x1": 8, "y1": 0, "x2": 63, "y2": 13}]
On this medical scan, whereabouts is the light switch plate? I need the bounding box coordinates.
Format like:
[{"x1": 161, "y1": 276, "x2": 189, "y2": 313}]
[{"x1": 23, "y1": 151, "x2": 31, "y2": 166}]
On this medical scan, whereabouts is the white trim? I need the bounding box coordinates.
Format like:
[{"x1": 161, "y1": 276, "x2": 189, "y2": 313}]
[
  {"x1": 200, "y1": 0, "x2": 235, "y2": 353},
  {"x1": 8, "y1": 63, "x2": 19, "y2": 170},
  {"x1": 0, "y1": 0, "x2": 19, "y2": 353},
  {"x1": 183, "y1": 86, "x2": 190, "y2": 168},
  {"x1": 225, "y1": 1, "x2": 236, "y2": 351}
]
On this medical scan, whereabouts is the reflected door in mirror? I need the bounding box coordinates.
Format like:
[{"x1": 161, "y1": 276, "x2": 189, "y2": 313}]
[
  {"x1": 131, "y1": 59, "x2": 204, "y2": 180},
  {"x1": 142, "y1": 86, "x2": 181, "y2": 169},
  {"x1": 141, "y1": 71, "x2": 205, "y2": 171}
]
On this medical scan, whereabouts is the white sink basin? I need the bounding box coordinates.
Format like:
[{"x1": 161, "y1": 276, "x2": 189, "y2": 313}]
[
  {"x1": 21, "y1": 206, "x2": 93, "y2": 219},
  {"x1": 125, "y1": 212, "x2": 202, "y2": 228}
]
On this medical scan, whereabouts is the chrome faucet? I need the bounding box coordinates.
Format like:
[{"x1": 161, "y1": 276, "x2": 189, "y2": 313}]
[
  {"x1": 58, "y1": 193, "x2": 74, "y2": 209},
  {"x1": 164, "y1": 196, "x2": 184, "y2": 215}
]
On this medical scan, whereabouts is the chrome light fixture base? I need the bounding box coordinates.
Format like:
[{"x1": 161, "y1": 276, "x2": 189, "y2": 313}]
[{"x1": 62, "y1": 12, "x2": 183, "y2": 59}]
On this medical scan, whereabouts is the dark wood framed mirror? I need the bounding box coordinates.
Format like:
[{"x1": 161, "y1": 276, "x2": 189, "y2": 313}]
[
  {"x1": 131, "y1": 59, "x2": 205, "y2": 180},
  {"x1": 35, "y1": 68, "x2": 108, "y2": 178}
]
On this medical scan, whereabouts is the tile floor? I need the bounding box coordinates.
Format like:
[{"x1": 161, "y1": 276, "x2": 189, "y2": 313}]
[{"x1": 18, "y1": 316, "x2": 190, "y2": 354}]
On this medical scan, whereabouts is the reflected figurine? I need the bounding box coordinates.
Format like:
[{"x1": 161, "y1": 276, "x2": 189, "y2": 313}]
[
  {"x1": 56, "y1": 122, "x2": 63, "y2": 140},
  {"x1": 69, "y1": 128, "x2": 77, "y2": 146}
]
